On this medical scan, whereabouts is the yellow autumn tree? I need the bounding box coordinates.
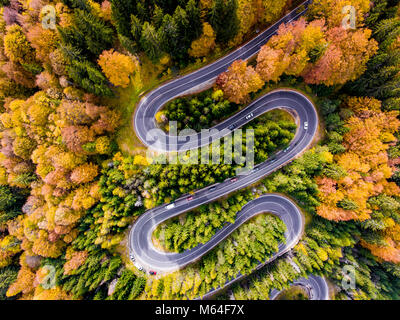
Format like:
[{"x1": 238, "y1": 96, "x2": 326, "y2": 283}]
[
  {"x1": 232, "y1": 0, "x2": 258, "y2": 45},
  {"x1": 6, "y1": 266, "x2": 36, "y2": 297},
  {"x1": 3, "y1": 25, "x2": 36, "y2": 65},
  {"x1": 316, "y1": 97, "x2": 400, "y2": 222},
  {"x1": 308, "y1": 0, "x2": 371, "y2": 28},
  {"x1": 70, "y1": 163, "x2": 99, "y2": 184},
  {"x1": 262, "y1": 0, "x2": 288, "y2": 24},
  {"x1": 26, "y1": 24, "x2": 59, "y2": 64},
  {"x1": 258, "y1": 18, "x2": 327, "y2": 78},
  {"x1": 98, "y1": 49, "x2": 138, "y2": 88},
  {"x1": 189, "y1": 23, "x2": 216, "y2": 58},
  {"x1": 33, "y1": 286, "x2": 74, "y2": 300}
]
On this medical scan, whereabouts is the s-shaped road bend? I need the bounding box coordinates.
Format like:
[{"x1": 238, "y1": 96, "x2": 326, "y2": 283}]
[{"x1": 129, "y1": 0, "x2": 330, "y2": 300}]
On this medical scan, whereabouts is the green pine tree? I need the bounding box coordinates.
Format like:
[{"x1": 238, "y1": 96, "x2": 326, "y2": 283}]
[{"x1": 209, "y1": 0, "x2": 239, "y2": 44}]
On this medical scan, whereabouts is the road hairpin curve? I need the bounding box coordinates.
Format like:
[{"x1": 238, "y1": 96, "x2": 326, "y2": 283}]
[{"x1": 130, "y1": 0, "x2": 329, "y2": 300}]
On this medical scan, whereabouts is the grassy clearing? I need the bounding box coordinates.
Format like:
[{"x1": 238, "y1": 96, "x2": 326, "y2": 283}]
[{"x1": 101, "y1": 55, "x2": 166, "y2": 155}]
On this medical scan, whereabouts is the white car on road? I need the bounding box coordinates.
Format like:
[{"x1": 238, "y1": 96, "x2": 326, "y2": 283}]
[
  {"x1": 166, "y1": 203, "x2": 175, "y2": 210},
  {"x1": 245, "y1": 113, "x2": 254, "y2": 120},
  {"x1": 134, "y1": 262, "x2": 143, "y2": 271}
]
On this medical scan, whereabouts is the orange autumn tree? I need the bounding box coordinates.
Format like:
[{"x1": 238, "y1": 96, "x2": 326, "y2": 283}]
[
  {"x1": 63, "y1": 248, "x2": 88, "y2": 275},
  {"x1": 0, "y1": 90, "x2": 118, "y2": 297},
  {"x1": 216, "y1": 59, "x2": 263, "y2": 104},
  {"x1": 26, "y1": 23, "x2": 59, "y2": 64},
  {"x1": 302, "y1": 27, "x2": 378, "y2": 86},
  {"x1": 6, "y1": 266, "x2": 36, "y2": 298},
  {"x1": 315, "y1": 97, "x2": 400, "y2": 263},
  {"x1": 255, "y1": 18, "x2": 326, "y2": 82},
  {"x1": 308, "y1": 0, "x2": 371, "y2": 29},
  {"x1": 267, "y1": 18, "x2": 327, "y2": 76},
  {"x1": 361, "y1": 236, "x2": 400, "y2": 264},
  {"x1": 218, "y1": 17, "x2": 377, "y2": 103},
  {"x1": 254, "y1": 17, "x2": 377, "y2": 86},
  {"x1": 317, "y1": 97, "x2": 400, "y2": 222},
  {"x1": 256, "y1": 46, "x2": 288, "y2": 82},
  {"x1": 70, "y1": 163, "x2": 99, "y2": 184}
]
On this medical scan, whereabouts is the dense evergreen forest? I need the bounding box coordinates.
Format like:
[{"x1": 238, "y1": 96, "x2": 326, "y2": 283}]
[{"x1": 0, "y1": 0, "x2": 399, "y2": 301}]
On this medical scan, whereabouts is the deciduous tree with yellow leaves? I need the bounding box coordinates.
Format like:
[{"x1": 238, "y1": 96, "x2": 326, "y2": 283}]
[
  {"x1": 98, "y1": 49, "x2": 138, "y2": 88},
  {"x1": 189, "y1": 22, "x2": 216, "y2": 58}
]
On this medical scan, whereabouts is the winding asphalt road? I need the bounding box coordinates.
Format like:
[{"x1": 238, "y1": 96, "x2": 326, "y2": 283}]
[
  {"x1": 131, "y1": 194, "x2": 303, "y2": 273},
  {"x1": 129, "y1": 0, "x2": 329, "y2": 300},
  {"x1": 134, "y1": 1, "x2": 312, "y2": 152},
  {"x1": 269, "y1": 274, "x2": 330, "y2": 300}
]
